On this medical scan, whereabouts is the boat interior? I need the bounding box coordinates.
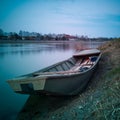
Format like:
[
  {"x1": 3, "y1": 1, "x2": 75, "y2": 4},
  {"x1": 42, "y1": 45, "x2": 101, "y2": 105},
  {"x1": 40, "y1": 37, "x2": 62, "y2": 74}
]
[{"x1": 33, "y1": 54, "x2": 99, "y2": 76}]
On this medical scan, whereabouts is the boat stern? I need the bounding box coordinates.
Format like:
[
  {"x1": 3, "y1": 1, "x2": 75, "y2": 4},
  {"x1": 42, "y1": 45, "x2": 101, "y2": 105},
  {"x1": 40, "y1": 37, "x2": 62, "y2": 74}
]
[{"x1": 7, "y1": 76, "x2": 46, "y2": 94}]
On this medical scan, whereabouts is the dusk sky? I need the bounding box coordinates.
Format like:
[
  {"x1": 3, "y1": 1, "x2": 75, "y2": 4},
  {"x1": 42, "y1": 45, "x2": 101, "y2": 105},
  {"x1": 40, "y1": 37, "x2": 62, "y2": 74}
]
[{"x1": 0, "y1": 0, "x2": 120, "y2": 37}]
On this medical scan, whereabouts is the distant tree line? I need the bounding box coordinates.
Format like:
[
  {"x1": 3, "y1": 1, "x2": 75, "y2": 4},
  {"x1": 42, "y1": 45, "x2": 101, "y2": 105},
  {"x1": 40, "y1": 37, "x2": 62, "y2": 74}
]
[{"x1": 0, "y1": 28, "x2": 116, "y2": 41}]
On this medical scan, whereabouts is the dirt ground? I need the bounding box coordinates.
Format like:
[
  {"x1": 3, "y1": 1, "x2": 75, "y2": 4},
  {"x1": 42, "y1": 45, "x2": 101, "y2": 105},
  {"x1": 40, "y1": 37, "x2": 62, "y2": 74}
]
[{"x1": 17, "y1": 39, "x2": 120, "y2": 120}]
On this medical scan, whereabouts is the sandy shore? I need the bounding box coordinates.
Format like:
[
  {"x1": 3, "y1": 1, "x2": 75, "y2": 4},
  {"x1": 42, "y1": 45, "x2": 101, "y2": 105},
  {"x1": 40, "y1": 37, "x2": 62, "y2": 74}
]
[{"x1": 17, "y1": 39, "x2": 120, "y2": 120}]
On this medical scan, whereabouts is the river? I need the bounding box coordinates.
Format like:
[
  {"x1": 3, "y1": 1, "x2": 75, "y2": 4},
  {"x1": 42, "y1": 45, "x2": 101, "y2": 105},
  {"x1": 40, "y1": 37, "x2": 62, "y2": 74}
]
[{"x1": 0, "y1": 41, "x2": 104, "y2": 120}]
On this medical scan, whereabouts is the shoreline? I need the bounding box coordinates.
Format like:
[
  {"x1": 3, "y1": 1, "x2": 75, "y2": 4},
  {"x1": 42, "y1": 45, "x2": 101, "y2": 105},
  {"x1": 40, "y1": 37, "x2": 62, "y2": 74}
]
[
  {"x1": 0, "y1": 40, "x2": 81, "y2": 43},
  {"x1": 0, "y1": 39, "x2": 108, "y2": 44}
]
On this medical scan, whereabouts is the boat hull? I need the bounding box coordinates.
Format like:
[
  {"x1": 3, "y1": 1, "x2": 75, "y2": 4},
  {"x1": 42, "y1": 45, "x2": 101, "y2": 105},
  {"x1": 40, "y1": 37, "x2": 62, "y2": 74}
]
[
  {"x1": 44, "y1": 66, "x2": 96, "y2": 95},
  {"x1": 8, "y1": 61, "x2": 98, "y2": 96},
  {"x1": 7, "y1": 49, "x2": 101, "y2": 96}
]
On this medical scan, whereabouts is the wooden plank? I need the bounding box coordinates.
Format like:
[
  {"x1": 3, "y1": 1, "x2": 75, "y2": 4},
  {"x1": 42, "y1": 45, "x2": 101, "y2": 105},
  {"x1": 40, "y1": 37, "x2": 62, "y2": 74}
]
[
  {"x1": 62, "y1": 63, "x2": 69, "y2": 71},
  {"x1": 56, "y1": 65, "x2": 64, "y2": 71},
  {"x1": 48, "y1": 68, "x2": 57, "y2": 72},
  {"x1": 68, "y1": 59, "x2": 75, "y2": 65},
  {"x1": 65, "y1": 62, "x2": 72, "y2": 69},
  {"x1": 33, "y1": 71, "x2": 79, "y2": 76}
]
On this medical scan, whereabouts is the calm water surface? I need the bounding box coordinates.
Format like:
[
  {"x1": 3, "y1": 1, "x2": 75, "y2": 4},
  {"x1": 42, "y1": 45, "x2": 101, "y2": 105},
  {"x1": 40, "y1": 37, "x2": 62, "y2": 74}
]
[{"x1": 0, "y1": 41, "x2": 104, "y2": 120}]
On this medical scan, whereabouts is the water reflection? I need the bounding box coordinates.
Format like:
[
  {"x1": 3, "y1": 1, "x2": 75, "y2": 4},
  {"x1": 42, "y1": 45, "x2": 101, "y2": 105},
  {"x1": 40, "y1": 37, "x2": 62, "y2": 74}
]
[
  {"x1": 0, "y1": 43, "x2": 72, "y2": 57},
  {"x1": 0, "y1": 41, "x2": 104, "y2": 57}
]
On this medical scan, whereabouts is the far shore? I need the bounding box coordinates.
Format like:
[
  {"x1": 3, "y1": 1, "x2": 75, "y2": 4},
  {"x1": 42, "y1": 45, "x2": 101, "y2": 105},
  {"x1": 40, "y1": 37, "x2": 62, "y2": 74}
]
[{"x1": 0, "y1": 39, "x2": 107, "y2": 44}]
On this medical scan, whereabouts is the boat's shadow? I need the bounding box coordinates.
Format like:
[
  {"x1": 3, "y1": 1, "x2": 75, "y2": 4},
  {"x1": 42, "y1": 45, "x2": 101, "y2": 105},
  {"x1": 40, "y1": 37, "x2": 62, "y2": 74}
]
[{"x1": 17, "y1": 95, "x2": 78, "y2": 119}]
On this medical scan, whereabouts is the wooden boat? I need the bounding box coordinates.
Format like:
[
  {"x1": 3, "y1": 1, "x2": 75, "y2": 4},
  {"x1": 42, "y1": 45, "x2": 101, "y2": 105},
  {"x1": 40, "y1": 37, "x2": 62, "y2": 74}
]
[{"x1": 7, "y1": 49, "x2": 101, "y2": 96}]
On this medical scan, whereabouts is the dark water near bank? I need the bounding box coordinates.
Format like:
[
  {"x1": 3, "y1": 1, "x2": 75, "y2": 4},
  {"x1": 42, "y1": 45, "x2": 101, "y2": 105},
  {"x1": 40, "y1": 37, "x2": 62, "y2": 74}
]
[{"x1": 0, "y1": 41, "x2": 104, "y2": 120}]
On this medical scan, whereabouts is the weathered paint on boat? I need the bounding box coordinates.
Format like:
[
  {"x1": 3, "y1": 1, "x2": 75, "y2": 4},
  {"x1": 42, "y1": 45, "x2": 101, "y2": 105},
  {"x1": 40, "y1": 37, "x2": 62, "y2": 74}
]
[{"x1": 7, "y1": 49, "x2": 101, "y2": 95}]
